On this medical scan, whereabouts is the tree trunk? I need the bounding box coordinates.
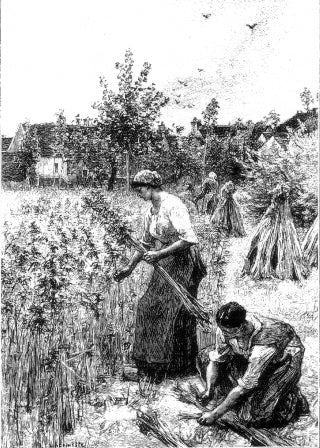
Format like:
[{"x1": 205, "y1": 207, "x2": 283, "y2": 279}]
[
  {"x1": 202, "y1": 136, "x2": 208, "y2": 183},
  {"x1": 126, "y1": 148, "x2": 130, "y2": 193},
  {"x1": 107, "y1": 162, "x2": 117, "y2": 191}
]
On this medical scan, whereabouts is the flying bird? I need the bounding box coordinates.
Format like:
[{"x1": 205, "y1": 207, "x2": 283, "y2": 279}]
[
  {"x1": 178, "y1": 80, "x2": 188, "y2": 87},
  {"x1": 175, "y1": 99, "x2": 181, "y2": 104},
  {"x1": 202, "y1": 13, "x2": 211, "y2": 19},
  {"x1": 197, "y1": 68, "x2": 204, "y2": 72},
  {"x1": 246, "y1": 23, "x2": 258, "y2": 31}
]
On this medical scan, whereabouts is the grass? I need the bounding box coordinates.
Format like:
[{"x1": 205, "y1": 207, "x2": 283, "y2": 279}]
[{"x1": 1, "y1": 185, "x2": 318, "y2": 448}]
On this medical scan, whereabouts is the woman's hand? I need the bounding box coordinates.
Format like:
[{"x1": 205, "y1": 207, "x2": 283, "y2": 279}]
[
  {"x1": 197, "y1": 409, "x2": 220, "y2": 425},
  {"x1": 113, "y1": 266, "x2": 132, "y2": 282},
  {"x1": 143, "y1": 251, "x2": 162, "y2": 263},
  {"x1": 198, "y1": 389, "x2": 211, "y2": 400},
  {"x1": 198, "y1": 388, "x2": 212, "y2": 406}
]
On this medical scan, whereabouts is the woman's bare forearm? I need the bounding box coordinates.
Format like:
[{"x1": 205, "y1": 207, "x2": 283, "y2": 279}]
[
  {"x1": 213, "y1": 385, "x2": 248, "y2": 417},
  {"x1": 127, "y1": 250, "x2": 144, "y2": 271},
  {"x1": 157, "y1": 240, "x2": 193, "y2": 259},
  {"x1": 205, "y1": 361, "x2": 220, "y2": 394}
]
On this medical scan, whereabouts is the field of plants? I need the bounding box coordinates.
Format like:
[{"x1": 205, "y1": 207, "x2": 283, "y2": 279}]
[{"x1": 1, "y1": 185, "x2": 318, "y2": 448}]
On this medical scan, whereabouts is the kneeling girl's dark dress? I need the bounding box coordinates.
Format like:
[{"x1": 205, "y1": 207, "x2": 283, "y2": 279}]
[{"x1": 133, "y1": 192, "x2": 206, "y2": 375}]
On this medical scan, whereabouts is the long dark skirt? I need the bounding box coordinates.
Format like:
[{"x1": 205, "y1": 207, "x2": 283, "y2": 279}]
[
  {"x1": 197, "y1": 346, "x2": 309, "y2": 426},
  {"x1": 200, "y1": 193, "x2": 218, "y2": 215},
  {"x1": 133, "y1": 246, "x2": 206, "y2": 376}
]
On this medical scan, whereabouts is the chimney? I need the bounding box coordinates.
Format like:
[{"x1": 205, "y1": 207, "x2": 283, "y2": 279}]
[
  {"x1": 191, "y1": 117, "x2": 198, "y2": 134},
  {"x1": 159, "y1": 121, "x2": 166, "y2": 135}
]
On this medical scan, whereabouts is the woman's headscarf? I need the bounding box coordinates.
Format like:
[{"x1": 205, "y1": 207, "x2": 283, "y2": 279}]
[
  {"x1": 131, "y1": 170, "x2": 163, "y2": 188},
  {"x1": 208, "y1": 172, "x2": 217, "y2": 181}
]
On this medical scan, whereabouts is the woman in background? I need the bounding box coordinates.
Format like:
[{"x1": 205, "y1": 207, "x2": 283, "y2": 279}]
[{"x1": 195, "y1": 172, "x2": 219, "y2": 215}]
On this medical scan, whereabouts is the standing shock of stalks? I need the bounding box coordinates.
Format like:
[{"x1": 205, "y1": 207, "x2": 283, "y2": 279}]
[
  {"x1": 242, "y1": 184, "x2": 309, "y2": 281},
  {"x1": 302, "y1": 215, "x2": 318, "y2": 268},
  {"x1": 210, "y1": 181, "x2": 246, "y2": 237}
]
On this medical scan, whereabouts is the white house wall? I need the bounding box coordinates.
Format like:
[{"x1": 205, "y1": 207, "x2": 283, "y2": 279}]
[{"x1": 36, "y1": 157, "x2": 68, "y2": 178}]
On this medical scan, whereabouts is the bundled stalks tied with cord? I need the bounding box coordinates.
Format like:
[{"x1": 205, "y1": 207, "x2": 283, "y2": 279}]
[
  {"x1": 174, "y1": 382, "x2": 295, "y2": 446},
  {"x1": 302, "y1": 215, "x2": 318, "y2": 268},
  {"x1": 242, "y1": 184, "x2": 308, "y2": 281}
]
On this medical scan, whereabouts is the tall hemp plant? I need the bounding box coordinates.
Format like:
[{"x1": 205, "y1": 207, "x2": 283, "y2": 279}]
[
  {"x1": 93, "y1": 49, "x2": 169, "y2": 191},
  {"x1": 201, "y1": 98, "x2": 220, "y2": 181}
]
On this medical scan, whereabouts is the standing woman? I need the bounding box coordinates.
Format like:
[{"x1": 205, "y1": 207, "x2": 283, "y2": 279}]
[
  {"x1": 195, "y1": 172, "x2": 219, "y2": 215},
  {"x1": 115, "y1": 170, "x2": 207, "y2": 378}
]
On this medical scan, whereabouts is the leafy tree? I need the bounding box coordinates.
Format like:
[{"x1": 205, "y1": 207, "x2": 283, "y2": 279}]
[
  {"x1": 300, "y1": 87, "x2": 314, "y2": 112},
  {"x1": 201, "y1": 98, "x2": 220, "y2": 177},
  {"x1": 66, "y1": 117, "x2": 105, "y2": 185},
  {"x1": 263, "y1": 110, "x2": 281, "y2": 128},
  {"x1": 229, "y1": 119, "x2": 256, "y2": 164},
  {"x1": 54, "y1": 110, "x2": 69, "y2": 157},
  {"x1": 246, "y1": 130, "x2": 318, "y2": 227},
  {"x1": 93, "y1": 49, "x2": 169, "y2": 191},
  {"x1": 93, "y1": 122, "x2": 124, "y2": 190},
  {"x1": 17, "y1": 122, "x2": 40, "y2": 183},
  {"x1": 137, "y1": 125, "x2": 202, "y2": 183},
  {"x1": 205, "y1": 135, "x2": 246, "y2": 183},
  {"x1": 202, "y1": 98, "x2": 220, "y2": 128}
]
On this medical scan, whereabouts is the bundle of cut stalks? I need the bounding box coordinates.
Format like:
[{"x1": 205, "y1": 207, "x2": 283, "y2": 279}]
[
  {"x1": 173, "y1": 382, "x2": 205, "y2": 411},
  {"x1": 174, "y1": 382, "x2": 294, "y2": 446},
  {"x1": 136, "y1": 409, "x2": 189, "y2": 447},
  {"x1": 210, "y1": 181, "x2": 246, "y2": 237},
  {"x1": 302, "y1": 216, "x2": 318, "y2": 268},
  {"x1": 243, "y1": 184, "x2": 308, "y2": 281}
]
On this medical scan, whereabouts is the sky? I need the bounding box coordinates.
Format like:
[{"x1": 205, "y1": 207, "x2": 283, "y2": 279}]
[{"x1": 1, "y1": 0, "x2": 319, "y2": 136}]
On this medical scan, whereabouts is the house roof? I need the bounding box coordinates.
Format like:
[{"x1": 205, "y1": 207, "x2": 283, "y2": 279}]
[
  {"x1": 1, "y1": 137, "x2": 13, "y2": 151},
  {"x1": 259, "y1": 135, "x2": 290, "y2": 154},
  {"x1": 276, "y1": 108, "x2": 318, "y2": 133},
  {"x1": 189, "y1": 122, "x2": 235, "y2": 141},
  {"x1": 8, "y1": 122, "x2": 99, "y2": 157},
  {"x1": 211, "y1": 125, "x2": 234, "y2": 137},
  {"x1": 30, "y1": 123, "x2": 57, "y2": 157},
  {"x1": 273, "y1": 135, "x2": 290, "y2": 150}
]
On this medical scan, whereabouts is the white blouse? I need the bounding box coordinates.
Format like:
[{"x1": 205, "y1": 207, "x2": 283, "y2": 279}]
[{"x1": 141, "y1": 192, "x2": 198, "y2": 247}]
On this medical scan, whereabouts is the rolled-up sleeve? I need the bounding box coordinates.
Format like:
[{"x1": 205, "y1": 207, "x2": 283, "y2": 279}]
[
  {"x1": 238, "y1": 346, "x2": 277, "y2": 390},
  {"x1": 140, "y1": 209, "x2": 155, "y2": 248},
  {"x1": 168, "y1": 201, "x2": 198, "y2": 243}
]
